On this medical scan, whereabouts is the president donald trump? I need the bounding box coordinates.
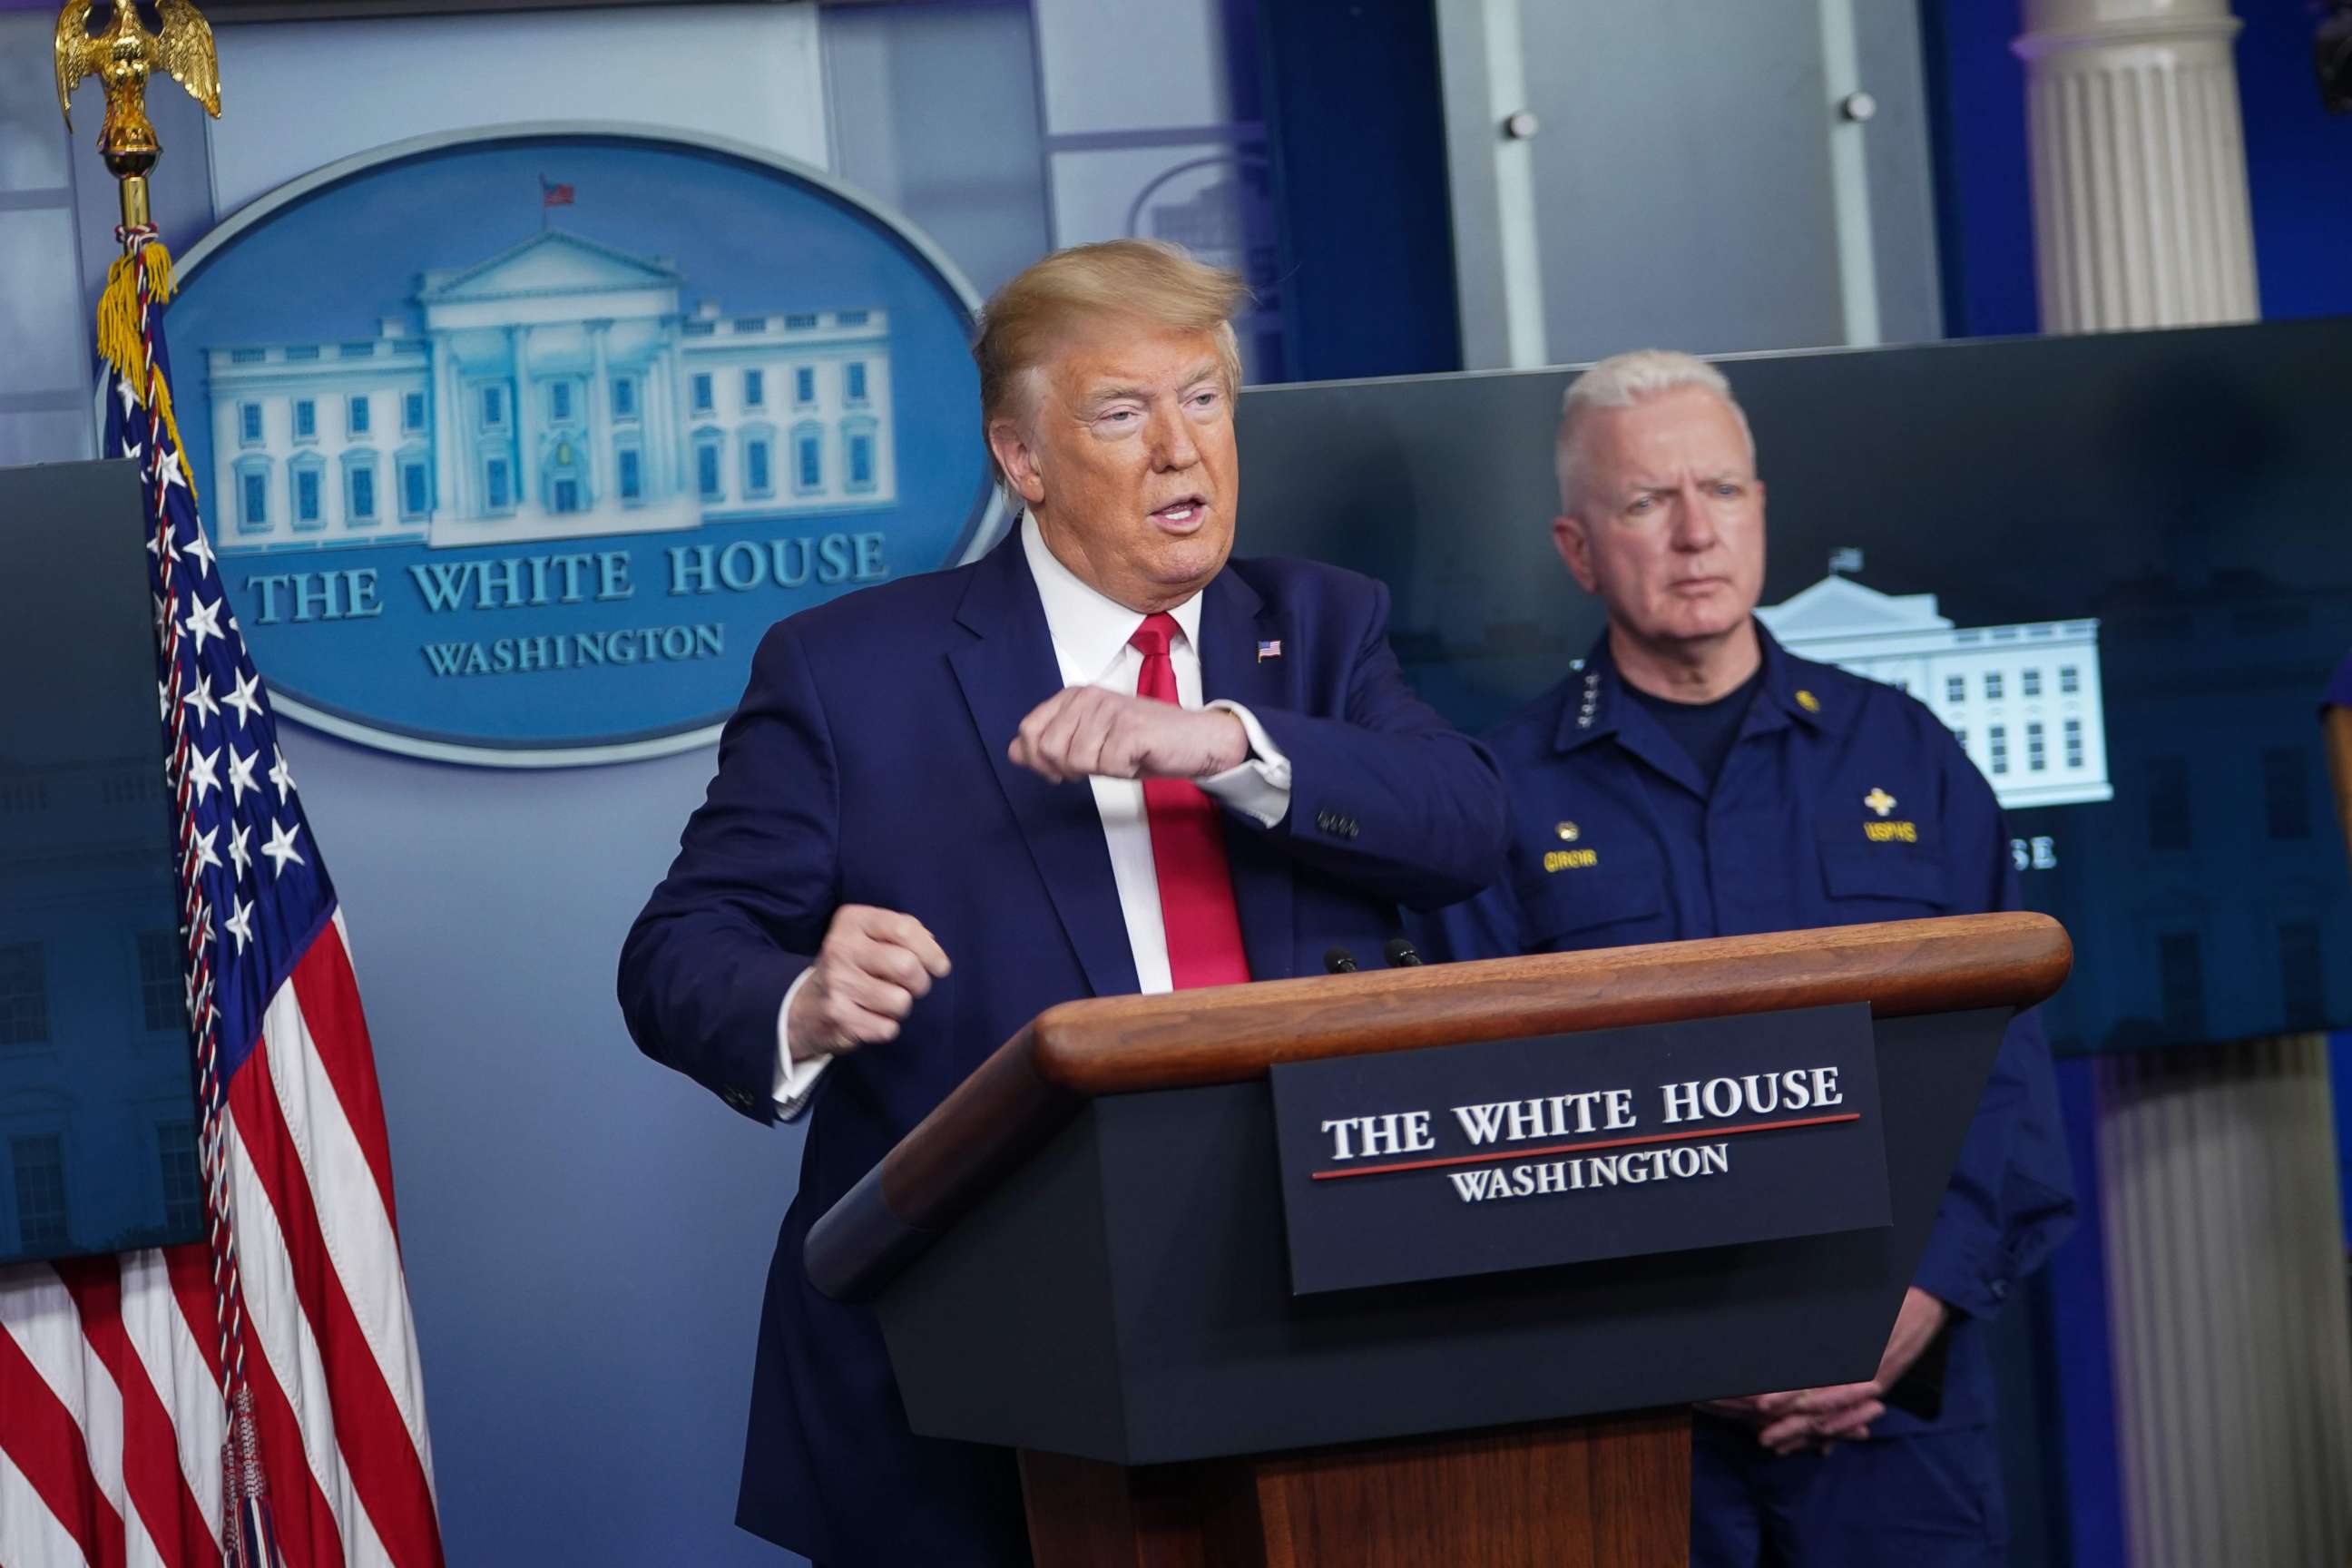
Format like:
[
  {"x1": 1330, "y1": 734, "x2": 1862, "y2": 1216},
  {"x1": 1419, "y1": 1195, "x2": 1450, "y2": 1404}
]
[{"x1": 619, "y1": 240, "x2": 1508, "y2": 1566}]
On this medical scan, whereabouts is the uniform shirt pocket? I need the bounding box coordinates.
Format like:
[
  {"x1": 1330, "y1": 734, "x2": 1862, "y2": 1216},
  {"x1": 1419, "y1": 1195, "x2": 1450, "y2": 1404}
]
[
  {"x1": 1816, "y1": 816, "x2": 1951, "y2": 918},
  {"x1": 1513, "y1": 858, "x2": 1670, "y2": 952}
]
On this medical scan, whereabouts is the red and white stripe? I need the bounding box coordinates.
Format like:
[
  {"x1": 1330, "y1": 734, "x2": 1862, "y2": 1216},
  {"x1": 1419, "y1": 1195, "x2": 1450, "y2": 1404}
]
[{"x1": 0, "y1": 916, "x2": 443, "y2": 1568}]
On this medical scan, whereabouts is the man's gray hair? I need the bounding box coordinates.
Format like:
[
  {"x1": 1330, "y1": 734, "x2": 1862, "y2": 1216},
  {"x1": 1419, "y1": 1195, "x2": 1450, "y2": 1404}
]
[{"x1": 1554, "y1": 349, "x2": 1754, "y2": 509}]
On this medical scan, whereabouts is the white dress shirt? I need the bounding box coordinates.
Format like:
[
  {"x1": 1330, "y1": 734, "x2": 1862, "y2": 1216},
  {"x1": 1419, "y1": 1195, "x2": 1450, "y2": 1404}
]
[{"x1": 770, "y1": 515, "x2": 1293, "y2": 1114}]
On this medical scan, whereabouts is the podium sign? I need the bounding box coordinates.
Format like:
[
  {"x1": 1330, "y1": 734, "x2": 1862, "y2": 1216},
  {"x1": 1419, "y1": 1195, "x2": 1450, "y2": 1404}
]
[{"x1": 1269, "y1": 1002, "x2": 1891, "y2": 1294}]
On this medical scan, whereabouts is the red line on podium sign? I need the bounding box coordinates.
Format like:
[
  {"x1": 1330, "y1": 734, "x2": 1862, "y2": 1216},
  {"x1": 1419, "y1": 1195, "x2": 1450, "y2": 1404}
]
[{"x1": 1308, "y1": 1112, "x2": 1864, "y2": 1181}]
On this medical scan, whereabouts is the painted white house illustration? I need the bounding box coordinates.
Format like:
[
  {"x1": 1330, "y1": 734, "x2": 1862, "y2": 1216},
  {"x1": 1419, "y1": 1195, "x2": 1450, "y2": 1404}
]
[
  {"x1": 1757, "y1": 570, "x2": 2112, "y2": 809},
  {"x1": 202, "y1": 230, "x2": 897, "y2": 554}
]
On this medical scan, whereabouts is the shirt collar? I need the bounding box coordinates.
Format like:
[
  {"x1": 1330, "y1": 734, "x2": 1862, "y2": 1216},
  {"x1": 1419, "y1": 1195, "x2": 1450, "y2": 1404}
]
[
  {"x1": 1021, "y1": 512, "x2": 1203, "y2": 683},
  {"x1": 1750, "y1": 622, "x2": 1830, "y2": 733},
  {"x1": 1553, "y1": 618, "x2": 1826, "y2": 754}
]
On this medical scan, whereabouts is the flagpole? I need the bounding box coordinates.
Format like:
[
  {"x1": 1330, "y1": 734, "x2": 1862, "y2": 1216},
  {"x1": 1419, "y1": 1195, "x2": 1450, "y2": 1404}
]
[{"x1": 57, "y1": 7, "x2": 285, "y2": 1565}]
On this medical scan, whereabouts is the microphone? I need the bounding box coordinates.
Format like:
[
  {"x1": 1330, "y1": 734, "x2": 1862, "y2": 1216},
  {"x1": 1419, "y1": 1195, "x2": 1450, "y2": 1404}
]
[
  {"x1": 1383, "y1": 938, "x2": 1424, "y2": 968},
  {"x1": 1323, "y1": 946, "x2": 1360, "y2": 974}
]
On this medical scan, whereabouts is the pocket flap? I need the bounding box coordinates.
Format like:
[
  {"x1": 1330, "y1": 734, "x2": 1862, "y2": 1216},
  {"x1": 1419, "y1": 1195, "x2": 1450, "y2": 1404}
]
[
  {"x1": 1514, "y1": 863, "x2": 1665, "y2": 943},
  {"x1": 1817, "y1": 845, "x2": 1949, "y2": 906}
]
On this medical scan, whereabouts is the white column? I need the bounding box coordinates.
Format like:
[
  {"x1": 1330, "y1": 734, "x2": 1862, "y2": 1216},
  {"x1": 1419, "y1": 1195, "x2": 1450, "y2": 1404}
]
[
  {"x1": 1818, "y1": 0, "x2": 1881, "y2": 348},
  {"x1": 645, "y1": 338, "x2": 674, "y2": 500},
  {"x1": 666, "y1": 333, "x2": 691, "y2": 493},
  {"x1": 2095, "y1": 1037, "x2": 2352, "y2": 1568},
  {"x1": 510, "y1": 324, "x2": 537, "y2": 511},
  {"x1": 2014, "y1": 0, "x2": 2259, "y2": 332},
  {"x1": 1432, "y1": 0, "x2": 1548, "y2": 370},
  {"x1": 585, "y1": 319, "x2": 611, "y2": 504},
  {"x1": 434, "y1": 340, "x2": 464, "y2": 520},
  {"x1": 2023, "y1": 21, "x2": 2338, "y2": 1563}
]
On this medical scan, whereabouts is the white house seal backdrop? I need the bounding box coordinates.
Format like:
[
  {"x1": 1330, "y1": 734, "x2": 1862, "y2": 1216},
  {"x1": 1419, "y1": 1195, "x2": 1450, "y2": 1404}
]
[{"x1": 167, "y1": 124, "x2": 1000, "y2": 767}]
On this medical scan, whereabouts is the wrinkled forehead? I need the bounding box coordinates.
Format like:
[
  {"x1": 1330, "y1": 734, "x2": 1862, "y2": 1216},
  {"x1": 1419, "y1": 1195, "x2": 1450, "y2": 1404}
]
[
  {"x1": 1573, "y1": 389, "x2": 1757, "y2": 486},
  {"x1": 1024, "y1": 319, "x2": 1235, "y2": 408}
]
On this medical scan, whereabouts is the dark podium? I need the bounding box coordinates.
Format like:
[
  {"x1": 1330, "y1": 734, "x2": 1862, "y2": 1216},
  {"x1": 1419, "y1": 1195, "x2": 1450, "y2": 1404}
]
[{"x1": 806, "y1": 913, "x2": 2071, "y2": 1566}]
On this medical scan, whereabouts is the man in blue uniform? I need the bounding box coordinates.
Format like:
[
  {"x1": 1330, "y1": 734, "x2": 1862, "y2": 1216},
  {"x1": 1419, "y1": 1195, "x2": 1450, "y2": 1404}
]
[{"x1": 1425, "y1": 350, "x2": 2075, "y2": 1566}]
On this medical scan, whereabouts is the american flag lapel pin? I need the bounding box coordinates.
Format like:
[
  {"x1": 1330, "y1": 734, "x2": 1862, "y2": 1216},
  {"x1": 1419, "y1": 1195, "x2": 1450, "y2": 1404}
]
[{"x1": 1257, "y1": 639, "x2": 1283, "y2": 662}]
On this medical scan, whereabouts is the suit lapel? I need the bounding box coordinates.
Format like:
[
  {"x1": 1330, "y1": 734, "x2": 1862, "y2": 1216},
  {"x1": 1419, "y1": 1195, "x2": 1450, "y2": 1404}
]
[
  {"x1": 1199, "y1": 570, "x2": 1298, "y2": 982},
  {"x1": 949, "y1": 538, "x2": 1139, "y2": 999}
]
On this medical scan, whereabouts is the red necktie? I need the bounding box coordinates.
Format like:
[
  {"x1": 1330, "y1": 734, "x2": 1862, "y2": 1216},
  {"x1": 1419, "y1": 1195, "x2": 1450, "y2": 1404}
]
[{"x1": 1129, "y1": 612, "x2": 1251, "y2": 989}]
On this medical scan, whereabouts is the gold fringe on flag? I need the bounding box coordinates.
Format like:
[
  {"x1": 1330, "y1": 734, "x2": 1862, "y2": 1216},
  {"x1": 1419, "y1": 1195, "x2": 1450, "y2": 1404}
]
[{"x1": 95, "y1": 240, "x2": 199, "y2": 505}]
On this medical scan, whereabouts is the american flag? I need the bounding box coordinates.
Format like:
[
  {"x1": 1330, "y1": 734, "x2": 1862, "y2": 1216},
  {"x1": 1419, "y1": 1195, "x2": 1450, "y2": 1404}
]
[
  {"x1": 0, "y1": 236, "x2": 443, "y2": 1568},
  {"x1": 539, "y1": 177, "x2": 574, "y2": 209}
]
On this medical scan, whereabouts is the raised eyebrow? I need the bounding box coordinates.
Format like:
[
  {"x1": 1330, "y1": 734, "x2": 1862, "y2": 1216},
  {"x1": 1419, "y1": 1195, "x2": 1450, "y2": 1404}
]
[
  {"x1": 1077, "y1": 383, "x2": 1152, "y2": 416},
  {"x1": 1080, "y1": 368, "x2": 1225, "y2": 416}
]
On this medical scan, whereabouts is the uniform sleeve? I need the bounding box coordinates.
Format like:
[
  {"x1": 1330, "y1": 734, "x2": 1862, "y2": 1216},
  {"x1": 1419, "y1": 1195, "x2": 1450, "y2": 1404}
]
[
  {"x1": 1910, "y1": 737, "x2": 2079, "y2": 1318},
  {"x1": 1413, "y1": 818, "x2": 1527, "y2": 963},
  {"x1": 617, "y1": 619, "x2": 839, "y2": 1125}
]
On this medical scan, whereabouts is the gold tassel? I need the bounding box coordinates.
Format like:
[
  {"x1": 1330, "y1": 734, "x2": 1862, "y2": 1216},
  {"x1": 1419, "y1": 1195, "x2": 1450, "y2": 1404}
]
[{"x1": 94, "y1": 241, "x2": 198, "y2": 506}]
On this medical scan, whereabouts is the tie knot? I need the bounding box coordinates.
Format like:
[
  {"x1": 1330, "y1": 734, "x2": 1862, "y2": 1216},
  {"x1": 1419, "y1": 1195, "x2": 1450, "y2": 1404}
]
[{"x1": 1129, "y1": 612, "x2": 1181, "y2": 660}]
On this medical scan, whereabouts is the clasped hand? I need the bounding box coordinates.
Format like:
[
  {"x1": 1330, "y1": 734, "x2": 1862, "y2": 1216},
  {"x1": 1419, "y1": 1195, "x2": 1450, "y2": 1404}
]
[
  {"x1": 1008, "y1": 687, "x2": 1248, "y2": 783},
  {"x1": 1699, "y1": 1286, "x2": 1951, "y2": 1456}
]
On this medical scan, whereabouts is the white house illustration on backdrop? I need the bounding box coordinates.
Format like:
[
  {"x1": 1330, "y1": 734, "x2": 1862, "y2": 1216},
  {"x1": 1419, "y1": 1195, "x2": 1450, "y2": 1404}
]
[
  {"x1": 203, "y1": 230, "x2": 897, "y2": 554},
  {"x1": 1756, "y1": 569, "x2": 2113, "y2": 810}
]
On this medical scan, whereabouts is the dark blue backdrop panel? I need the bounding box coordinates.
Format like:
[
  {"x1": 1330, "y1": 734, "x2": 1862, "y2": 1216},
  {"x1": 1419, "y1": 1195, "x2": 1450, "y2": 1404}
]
[
  {"x1": 2236, "y1": 0, "x2": 2352, "y2": 320},
  {"x1": 1918, "y1": 0, "x2": 2038, "y2": 338},
  {"x1": 1252, "y1": 0, "x2": 1461, "y2": 380},
  {"x1": 0, "y1": 460, "x2": 203, "y2": 1265},
  {"x1": 1233, "y1": 318, "x2": 2352, "y2": 1055}
]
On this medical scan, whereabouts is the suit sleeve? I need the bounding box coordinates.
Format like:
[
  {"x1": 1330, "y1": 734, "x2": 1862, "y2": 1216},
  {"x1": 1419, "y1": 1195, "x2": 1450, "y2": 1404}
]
[
  {"x1": 617, "y1": 620, "x2": 839, "y2": 1124},
  {"x1": 1910, "y1": 740, "x2": 2079, "y2": 1318},
  {"x1": 1234, "y1": 578, "x2": 1509, "y2": 911}
]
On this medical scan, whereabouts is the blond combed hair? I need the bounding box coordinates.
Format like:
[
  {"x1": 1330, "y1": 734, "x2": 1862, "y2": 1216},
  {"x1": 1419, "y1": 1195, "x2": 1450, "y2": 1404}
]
[{"x1": 972, "y1": 240, "x2": 1249, "y2": 491}]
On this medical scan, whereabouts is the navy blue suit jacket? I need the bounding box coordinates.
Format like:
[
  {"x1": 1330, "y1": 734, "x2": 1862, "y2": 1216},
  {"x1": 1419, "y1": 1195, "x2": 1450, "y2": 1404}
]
[{"x1": 619, "y1": 533, "x2": 1506, "y2": 1565}]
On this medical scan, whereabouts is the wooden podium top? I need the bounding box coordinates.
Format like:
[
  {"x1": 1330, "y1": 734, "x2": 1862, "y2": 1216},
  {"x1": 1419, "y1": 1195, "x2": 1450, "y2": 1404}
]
[{"x1": 807, "y1": 912, "x2": 2070, "y2": 1300}]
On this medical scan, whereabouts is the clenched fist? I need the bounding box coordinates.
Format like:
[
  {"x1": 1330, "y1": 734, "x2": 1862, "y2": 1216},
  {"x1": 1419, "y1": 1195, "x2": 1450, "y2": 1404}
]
[
  {"x1": 787, "y1": 905, "x2": 952, "y2": 1060},
  {"x1": 1009, "y1": 687, "x2": 1249, "y2": 784}
]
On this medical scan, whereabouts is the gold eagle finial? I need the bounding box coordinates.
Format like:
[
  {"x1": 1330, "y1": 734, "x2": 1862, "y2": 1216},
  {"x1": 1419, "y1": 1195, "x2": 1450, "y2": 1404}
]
[
  {"x1": 55, "y1": 1, "x2": 222, "y2": 140},
  {"x1": 54, "y1": 1, "x2": 220, "y2": 227}
]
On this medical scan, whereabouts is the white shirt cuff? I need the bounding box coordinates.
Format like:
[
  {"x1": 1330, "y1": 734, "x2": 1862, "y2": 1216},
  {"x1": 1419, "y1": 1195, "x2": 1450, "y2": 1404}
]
[
  {"x1": 772, "y1": 967, "x2": 830, "y2": 1121},
  {"x1": 1198, "y1": 701, "x2": 1292, "y2": 828}
]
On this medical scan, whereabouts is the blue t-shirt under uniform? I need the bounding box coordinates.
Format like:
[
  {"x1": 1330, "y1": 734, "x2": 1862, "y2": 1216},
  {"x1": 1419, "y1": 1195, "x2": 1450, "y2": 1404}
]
[{"x1": 1621, "y1": 666, "x2": 1766, "y2": 791}]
